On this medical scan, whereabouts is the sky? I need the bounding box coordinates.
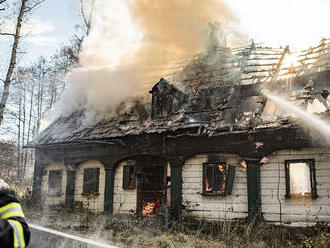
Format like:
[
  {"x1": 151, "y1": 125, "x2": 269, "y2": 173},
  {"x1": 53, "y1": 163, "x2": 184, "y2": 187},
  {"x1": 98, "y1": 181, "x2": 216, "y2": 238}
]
[
  {"x1": 22, "y1": 0, "x2": 81, "y2": 62},
  {"x1": 0, "y1": 0, "x2": 81, "y2": 68},
  {"x1": 2, "y1": 0, "x2": 330, "y2": 68},
  {"x1": 224, "y1": 0, "x2": 330, "y2": 51}
]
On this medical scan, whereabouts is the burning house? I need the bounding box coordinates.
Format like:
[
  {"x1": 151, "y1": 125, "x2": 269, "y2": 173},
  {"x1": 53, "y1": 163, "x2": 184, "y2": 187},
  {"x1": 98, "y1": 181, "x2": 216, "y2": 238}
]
[{"x1": 29, "y1": 38, "x2": 330, "y2": 226}]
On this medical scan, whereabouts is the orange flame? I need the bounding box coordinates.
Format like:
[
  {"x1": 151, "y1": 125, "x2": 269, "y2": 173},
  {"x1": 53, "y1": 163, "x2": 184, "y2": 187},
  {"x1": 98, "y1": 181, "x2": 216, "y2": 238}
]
[{"x1": 142, "y1": 202, "x2": 156, "y2": 216}]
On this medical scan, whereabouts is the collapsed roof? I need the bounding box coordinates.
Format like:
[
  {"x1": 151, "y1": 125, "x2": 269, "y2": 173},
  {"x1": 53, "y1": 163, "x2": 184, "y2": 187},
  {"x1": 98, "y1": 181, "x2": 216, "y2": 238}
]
[{"x1": 29, "y1": 39, "x2": 330, "y2": 147}]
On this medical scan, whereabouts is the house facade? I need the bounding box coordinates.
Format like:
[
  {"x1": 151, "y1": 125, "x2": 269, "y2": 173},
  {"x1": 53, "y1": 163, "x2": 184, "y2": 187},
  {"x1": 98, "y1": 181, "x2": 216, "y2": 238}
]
[{"x1": 31, "y1": 42, "x2": 330, "y2": 226}]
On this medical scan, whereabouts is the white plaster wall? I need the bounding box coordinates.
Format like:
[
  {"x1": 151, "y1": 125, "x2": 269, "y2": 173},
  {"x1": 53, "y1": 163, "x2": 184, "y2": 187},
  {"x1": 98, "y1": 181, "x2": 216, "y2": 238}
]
[
  {"x1": 113, "y1": 160, "x2": 137, "y2": 214},
  {"x1": 182, "y1": 153, "x2": 248, "y2": 220},
  {"x1": 42, "y1": 163, "x2": 67, "y2": 206},
  {"x1": 261, "y1": 148, "x2": 330, "y2": 226},
  {"x1": 74, "y1": 160, "x2": 105, "y2": 212}
]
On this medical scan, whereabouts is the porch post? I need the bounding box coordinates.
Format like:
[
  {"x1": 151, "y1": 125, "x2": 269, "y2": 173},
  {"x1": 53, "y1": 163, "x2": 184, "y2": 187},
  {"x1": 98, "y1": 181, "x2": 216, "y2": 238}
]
[
  {"x1": 32, "y1": 149, "x2": 47, "y2": 205},
  {"x1": 104, "y1": 166, "x2": 115, "y2": 215},
  {"x1": 65, "y1": 164, "x2": 76, "y2": 207},
  {"x1": 246, "y1": 159, "x2": 261, "y2": 220},
  {"x1": 168, "y1": 158, "x2": 184, "y2": 221}
]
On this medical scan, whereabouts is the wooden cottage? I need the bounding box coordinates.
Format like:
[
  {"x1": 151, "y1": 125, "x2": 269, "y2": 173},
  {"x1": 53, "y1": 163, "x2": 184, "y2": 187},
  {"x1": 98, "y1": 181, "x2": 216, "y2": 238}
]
[{"x1": 30, "y1": 40, "x2": 330, "y2": 226}]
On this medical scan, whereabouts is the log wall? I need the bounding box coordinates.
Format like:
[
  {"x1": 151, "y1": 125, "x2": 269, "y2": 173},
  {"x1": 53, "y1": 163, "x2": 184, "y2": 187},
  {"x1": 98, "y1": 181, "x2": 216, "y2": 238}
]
[
  {"x1": 74, "y1": 160, "x2": 105, "y2": 211},
  {"x1": 113, "y1": 160, "x2": 137, "y2": 214},
  {"x1": 42, "y1": 163, "x2": 67, "y2": 205},
  {"x1": 261, "y1": 148, "x2": 330, "y2": 226},
  {"x1": 182, "y1": 153, "x2": 248, "y2": 220}
]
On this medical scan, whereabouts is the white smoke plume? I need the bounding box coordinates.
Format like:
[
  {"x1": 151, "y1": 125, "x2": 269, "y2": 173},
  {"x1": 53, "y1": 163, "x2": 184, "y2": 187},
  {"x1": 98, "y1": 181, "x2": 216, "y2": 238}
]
[{"x1": 53, "y1": 0, "x2": 244, "y2": 125}]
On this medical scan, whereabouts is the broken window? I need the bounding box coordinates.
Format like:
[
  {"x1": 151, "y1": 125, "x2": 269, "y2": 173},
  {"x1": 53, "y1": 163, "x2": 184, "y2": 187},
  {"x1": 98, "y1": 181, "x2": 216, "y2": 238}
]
[
  {"x1": 285, "y1": 159, "x2": 317, "y2": 198},
  {"x1": 48, "y1": 170, "x2": 62, "y2": 196},
  {"x1": 83, "y1": 168, "x2": 100, "y2": 194},
  {"x1": 123, "y1": 165, "x2": 136, "y2": 189},
  {"x1": 202, "y1": 163, "x2": 236, "y2": 195},
  {"x1": 154, "y1": 95, "x2": 173, "y2": 118}
]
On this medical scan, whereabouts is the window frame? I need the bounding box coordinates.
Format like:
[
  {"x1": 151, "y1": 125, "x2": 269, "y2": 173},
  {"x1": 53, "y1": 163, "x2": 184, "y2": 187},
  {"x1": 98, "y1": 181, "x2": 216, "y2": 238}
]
[
  {"x1": 201, "y1": 162, "x2": 236, "y2": 196},
  {"x1": 48, "y1": 170, "x2": 63, "y2": 196},
  {"x1": 82, "y1": 168, "x2": 100, "y2": 195},
  {"x1": 284, "y1": 159, "x2": 317, "y2": 199},
  {"x1": 122, "y1": 165, "x2": 136, "y2": 189}
]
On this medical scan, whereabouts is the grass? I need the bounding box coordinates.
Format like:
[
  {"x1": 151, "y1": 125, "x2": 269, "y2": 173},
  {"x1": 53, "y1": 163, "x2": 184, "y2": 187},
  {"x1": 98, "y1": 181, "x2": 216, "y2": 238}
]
[{"x1": 23, "y1": 204, "x2": 330, "y2": 248}]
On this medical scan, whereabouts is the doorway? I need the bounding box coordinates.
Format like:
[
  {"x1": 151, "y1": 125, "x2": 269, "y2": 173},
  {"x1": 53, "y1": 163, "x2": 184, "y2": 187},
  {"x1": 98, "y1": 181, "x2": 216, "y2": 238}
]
[{"x1": 136, "y1": 156, "x2": 167, "y2": 216}]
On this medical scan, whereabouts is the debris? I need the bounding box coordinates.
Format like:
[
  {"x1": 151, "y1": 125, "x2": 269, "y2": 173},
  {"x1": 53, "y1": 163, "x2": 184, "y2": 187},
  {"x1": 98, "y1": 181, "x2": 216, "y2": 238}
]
[
  {"x1": 240, "y1": 160, "x2": 247, "y2": 173},
  {"x1": 260, "y1": 157, "x2": 270, "y2": 164}
]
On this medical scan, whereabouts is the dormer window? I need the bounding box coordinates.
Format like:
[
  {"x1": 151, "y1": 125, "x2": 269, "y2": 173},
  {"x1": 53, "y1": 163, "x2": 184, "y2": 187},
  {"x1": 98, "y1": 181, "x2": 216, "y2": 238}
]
[{"x1": 150, "y1": 78, "x2": 188, "y2": 120}]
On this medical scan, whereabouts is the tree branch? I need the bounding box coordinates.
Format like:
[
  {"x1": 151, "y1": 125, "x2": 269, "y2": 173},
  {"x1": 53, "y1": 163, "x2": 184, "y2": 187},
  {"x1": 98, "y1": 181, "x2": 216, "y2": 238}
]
[
  {"x1": 0, "y1": 0, "x2": 7, "y2": 10},
  {"x1": 80, "y1": 0, "x2": 91, "y2": 34},
  {"x1": 0, "y1": 0, "x2": 28, "y2": 127},
  {"x1": 74, "y1": 33, "x2": 83, "y2": 44},
  {"x1": 0, "y1": 32, "x2": 15, "y2": 37},
  {"x1": 24, "y1": 0, "x2": 45, "y2": 13}
]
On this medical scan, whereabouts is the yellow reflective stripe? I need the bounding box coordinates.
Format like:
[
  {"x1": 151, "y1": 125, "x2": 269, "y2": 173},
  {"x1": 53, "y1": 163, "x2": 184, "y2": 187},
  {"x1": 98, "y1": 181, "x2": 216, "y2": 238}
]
[
  {"x1": 8, "y1": 220, "x2": 19, "y2": 247},
  {"x1": 2, "y1": 210, "x2": 25, "y2": 219},
  {"x1": 0, "y1": 203, "x2": 25, "y2": 219},
  {"x1": 8, "y1": 220, "x2": 25, "y2": 248},
  {"x1": 0, "y1": 203, "x2": 22, "y2": 213}
]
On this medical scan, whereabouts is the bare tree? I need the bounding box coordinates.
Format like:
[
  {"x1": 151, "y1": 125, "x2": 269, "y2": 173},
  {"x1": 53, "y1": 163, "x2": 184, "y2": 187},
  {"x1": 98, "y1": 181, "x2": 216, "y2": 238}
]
[
  {"x1": 0, "y1": 0, "x2": 45, "y2": 128},
  {"x1": 0, "y1": 0, "x2": 84, "y2": 183},
  {"x1": 68, "y1": 0, "x2": 93, "y2": 62}
]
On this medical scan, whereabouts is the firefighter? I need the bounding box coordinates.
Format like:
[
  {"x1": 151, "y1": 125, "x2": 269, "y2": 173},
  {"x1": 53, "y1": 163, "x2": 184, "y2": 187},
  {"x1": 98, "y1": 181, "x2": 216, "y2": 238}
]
[{"x1": 0, "y1": 179, "x2": 30, "y2": 247}]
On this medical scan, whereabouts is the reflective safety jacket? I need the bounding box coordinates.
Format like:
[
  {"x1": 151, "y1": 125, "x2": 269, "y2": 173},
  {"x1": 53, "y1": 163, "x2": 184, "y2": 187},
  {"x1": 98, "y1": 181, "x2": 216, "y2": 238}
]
[{"x1": 0, "y1": 189, "x2": 30, "y2": 247}]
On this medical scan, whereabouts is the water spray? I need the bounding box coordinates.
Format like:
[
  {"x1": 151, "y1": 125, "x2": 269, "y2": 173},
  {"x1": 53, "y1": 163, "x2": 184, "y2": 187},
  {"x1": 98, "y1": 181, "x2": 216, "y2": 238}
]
[{"x1": 262, "y1": 89, "x2": 330, "y2": 141}]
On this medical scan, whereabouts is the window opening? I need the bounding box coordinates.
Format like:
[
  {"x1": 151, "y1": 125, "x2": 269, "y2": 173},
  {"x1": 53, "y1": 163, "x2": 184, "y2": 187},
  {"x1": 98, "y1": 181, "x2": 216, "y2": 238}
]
[
  {"x1": 123, "y1": 165, "x2": 136, "y2": 189},
  {"x1": 83, "y1": 168, "x2": 100, "y2": 194},
  {"x1": 204, "y1": 163, "x2": 226, "y2": 194},
  {"x1": 48, "y1": 170, "x2": 62, "y2": 196},
  {"x1": 285, "y1": 159, "x2": 317, "y2": 198}
]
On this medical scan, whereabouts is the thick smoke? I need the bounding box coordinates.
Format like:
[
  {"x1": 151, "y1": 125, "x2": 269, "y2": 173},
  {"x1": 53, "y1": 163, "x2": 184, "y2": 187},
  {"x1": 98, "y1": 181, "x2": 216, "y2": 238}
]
[{"x1": 54, "y1": 0, "x2": 243, "y2": 124}]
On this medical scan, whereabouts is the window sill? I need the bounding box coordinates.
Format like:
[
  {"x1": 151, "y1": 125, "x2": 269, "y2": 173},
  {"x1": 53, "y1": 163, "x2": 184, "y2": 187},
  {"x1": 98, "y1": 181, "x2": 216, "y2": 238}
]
[
  {"x1": 122, "y1": 187, "x2": 136, "y2": 190},
  {"x1": 197, "y1": 192, "x2": 227, "y2": 197},
  {"x1": 81, "y1": 192, "x2": 100, "y2": 196},
  {"x1": 285, "y1": 193, "x2": 318, "y2": 200}
]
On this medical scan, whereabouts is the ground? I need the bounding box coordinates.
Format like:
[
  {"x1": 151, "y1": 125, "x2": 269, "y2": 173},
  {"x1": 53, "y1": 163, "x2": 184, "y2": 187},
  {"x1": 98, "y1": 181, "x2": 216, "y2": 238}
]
[{"x1": 23, "y1": 203, "x2": 330, "y2": 248}]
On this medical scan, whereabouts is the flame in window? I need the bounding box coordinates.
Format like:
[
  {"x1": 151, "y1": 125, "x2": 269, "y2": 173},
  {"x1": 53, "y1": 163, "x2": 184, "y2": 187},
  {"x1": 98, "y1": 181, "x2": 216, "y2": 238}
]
[
  {"x1": 218, "y1": 165, "x2": 226, "y2": 192},
  {"x1": 205, "y1": 163, "x2": 226, "y2": 194},
  {"x1": 206, "y1": 178, "x2": 212, "y2": 192},
  {"x1": 142, "y1": 202, "x2": 156, "y2": 216}
]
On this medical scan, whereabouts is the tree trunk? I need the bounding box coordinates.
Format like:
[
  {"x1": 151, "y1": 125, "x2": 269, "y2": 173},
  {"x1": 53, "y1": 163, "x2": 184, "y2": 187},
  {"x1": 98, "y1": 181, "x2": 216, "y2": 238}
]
[
  {"x1": 0, "y1": 0, "x2": 28, "y2": 127},
  {"x1": 17, "y1": 91, "x2": 22, "y2": 179},
  {"x1": 23, "y1": 81, "x2": 34, "y2": 175},
  {"x1": 20, "y1": 81, "x2": 26, "y2": 176},
  {"x1": 37, "y1": 70, "x2": 45, "y2": 132}
]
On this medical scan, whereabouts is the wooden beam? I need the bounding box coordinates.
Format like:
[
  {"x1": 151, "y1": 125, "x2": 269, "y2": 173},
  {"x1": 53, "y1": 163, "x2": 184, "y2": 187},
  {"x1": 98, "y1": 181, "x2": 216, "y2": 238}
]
[
  {"x1": 65, "y1": 166, "x2": 76, "y2": 207},
  {"x1": 246, "y1": 159, "x2": 262, "y2": 220},
  {"x1": 32, "y1": 150, "x2": 48, "y2": 205},
  {"x1": 169, "y1": 158, "x2": 184, "y2": 221},
  {"x1": 104, "y1": 167, "x2": 115, "y2": 215}
]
